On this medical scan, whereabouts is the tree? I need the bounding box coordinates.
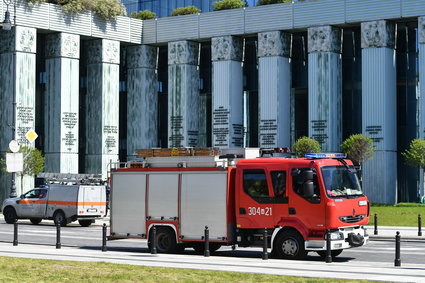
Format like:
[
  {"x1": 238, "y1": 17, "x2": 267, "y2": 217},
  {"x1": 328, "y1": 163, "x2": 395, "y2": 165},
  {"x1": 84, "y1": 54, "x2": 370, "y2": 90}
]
[
  {"x1": 213, "y1": 0, "x2": 245, "y2": 11},
  {"x1": 402, "y1": 139, "x2": 425, "y2": 196},
  {"x1": 340, "y1": 134, "x2": 375, "y2": 182},
  {"x1": 293, "y1": 136, "x2": 321, "y2": 157},
  {"x1": 17, "y1": 146, "x2": 45, "y2": 192}
]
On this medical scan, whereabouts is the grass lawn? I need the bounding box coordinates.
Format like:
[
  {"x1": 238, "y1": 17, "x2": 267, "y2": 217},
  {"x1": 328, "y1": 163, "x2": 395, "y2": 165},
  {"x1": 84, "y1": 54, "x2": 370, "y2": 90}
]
[
  {"x1": 0, "y1": 257, "x2": 372, "y2": 283},
  {"x1": 369, "y1": 203, "x2": 425, "y2": 226}
]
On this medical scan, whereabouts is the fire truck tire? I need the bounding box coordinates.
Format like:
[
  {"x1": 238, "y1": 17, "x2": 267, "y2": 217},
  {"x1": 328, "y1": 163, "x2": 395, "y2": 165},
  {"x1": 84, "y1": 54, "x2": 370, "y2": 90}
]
[
  {"x1": 317, "y1": 249, "x2": 343, "y2": 259},
  {"x1": 30, "y1": 218, "x2": 42, "y2": 225},
  {"x1": 78, "y1": 220, "x2": 93, "y2": 227},
  {"x1": 53, "y1": 211, "x2": 67, "y2": 227},
  {"x1": 192, "y1": 243, "x2": 221, "y2": 255},
  {"x1": 152, "y1": 227, "x2": 177, "y2": 253},
  {"x1": 3, "y1": 207, "x2": 17, "y2": 224},
  {"x1": 274, "y1": 230, "x2": 307, "y2": 260}
]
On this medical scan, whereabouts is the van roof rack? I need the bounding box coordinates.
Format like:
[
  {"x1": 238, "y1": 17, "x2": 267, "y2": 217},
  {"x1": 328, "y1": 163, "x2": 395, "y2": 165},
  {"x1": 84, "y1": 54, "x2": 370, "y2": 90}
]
[{"x1": 38, "y1": 173, "x2": 104, "y2": 185}]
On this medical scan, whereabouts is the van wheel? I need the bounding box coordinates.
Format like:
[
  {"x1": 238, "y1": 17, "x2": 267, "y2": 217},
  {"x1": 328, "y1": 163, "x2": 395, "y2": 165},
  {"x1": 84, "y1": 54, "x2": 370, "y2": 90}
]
[
  {"x1": 53, "y1": 211, "x2": 67, "y2": 227},
  {"x1": 78, "y1": 220, "x2": 93, "y2": 227},
  {"x1": 317, "y1": 249, "x2": 343, "y2": 259},
  {"x1": 150, "y1": 227, "x2": 177, "y2": 253},
  {"x1": 3, "y1": 207, "x2": 17, "y2": 224},
  {"x1": 274, "y1": 230, "x2": 307, "y2": 260},
  {"x1": 30, "y1": 218, "x2": 42, "y2": 225}
]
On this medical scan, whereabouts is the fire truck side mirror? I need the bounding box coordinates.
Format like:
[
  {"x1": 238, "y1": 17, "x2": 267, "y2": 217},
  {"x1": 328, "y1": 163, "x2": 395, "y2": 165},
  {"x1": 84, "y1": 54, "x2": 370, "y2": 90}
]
[
  {"x1": 302, "y1": 182, "x2": 314, "y2": 198},
  {"x1": 302, "y1": 170, "x2": 314, "y2": 181}
]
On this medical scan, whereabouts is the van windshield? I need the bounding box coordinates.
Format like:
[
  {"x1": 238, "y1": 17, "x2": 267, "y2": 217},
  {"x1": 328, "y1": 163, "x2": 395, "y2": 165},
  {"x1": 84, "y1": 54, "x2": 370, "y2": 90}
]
[{"x1": 321, "y1": 166, "x2": 363, "y2": 198}]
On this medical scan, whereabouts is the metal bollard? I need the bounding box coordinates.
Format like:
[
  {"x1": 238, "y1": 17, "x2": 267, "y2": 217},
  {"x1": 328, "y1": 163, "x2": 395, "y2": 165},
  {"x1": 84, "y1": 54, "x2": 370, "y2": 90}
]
[
  {"x1": 325, "y1": 230, "x2": 332, "y2": 263},
  {"x1": 374, "y1": 214, "x2": 378, "y2": 235},
  {"x1": 102, "y1": 223, "x2": 107, "y2": 252},
  {"x1": 56, "y1": 223, "x2": 61, "y2": 249},
  {"x1": 204, "y1": 226, "x2": 210, "y2": 257},
  {"x1": 151, "y1": 225, "x2": 157, "y2": 254},
  {"x1": 262, "y1": 228, "x2": 268, "y2": 260},
  {"x1": 418, "y1": 215, "x2": 422, "y2": 237},
  {"x1": 13, "y1": 222, "x2": 18, "y2": 246},
  {"x1": 394, "y1": 231, "x2": 401, "y2": 267}
]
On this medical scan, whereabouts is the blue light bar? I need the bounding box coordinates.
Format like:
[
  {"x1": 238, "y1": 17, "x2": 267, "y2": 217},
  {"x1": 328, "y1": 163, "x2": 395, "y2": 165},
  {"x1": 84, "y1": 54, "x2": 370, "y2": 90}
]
[{"x1": 305, "y1": 153, "x2": 347, "y2": 159}]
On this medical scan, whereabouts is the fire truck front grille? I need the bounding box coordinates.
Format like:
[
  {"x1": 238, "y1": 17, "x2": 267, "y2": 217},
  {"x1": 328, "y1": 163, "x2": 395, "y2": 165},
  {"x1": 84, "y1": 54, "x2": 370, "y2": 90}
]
[{"x1": 339, "y1": 215, "x2": 365, "y2": 223}]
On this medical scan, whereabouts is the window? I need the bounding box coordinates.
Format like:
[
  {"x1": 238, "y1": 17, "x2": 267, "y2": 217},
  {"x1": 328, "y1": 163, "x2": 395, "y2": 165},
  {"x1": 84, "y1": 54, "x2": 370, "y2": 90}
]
[
  {"x1": 292, "y1": 168, "x2": 320, "y2": 203},
  {"x1": 271, "y1": 171, "x2": 286, "y2": 197},
  {"x1": 243, "y1": 169, "x2": 269, "y2": 198}
]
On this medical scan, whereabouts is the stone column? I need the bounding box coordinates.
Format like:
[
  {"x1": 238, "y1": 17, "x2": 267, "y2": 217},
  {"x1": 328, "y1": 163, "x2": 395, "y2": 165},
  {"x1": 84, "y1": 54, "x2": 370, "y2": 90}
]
[
  {"x1": 307, "y1": 26, "x2": 342, "y2": 152},
  {"x1": 258, "y1": 31, "x2": 291, "y2": 148},
  {"x1": 86, "y1": 39, "x2": 120, "y2": 177},
  {"x1": 361, "y1": 20, "x2": 397, "y2": 204},
  {"x1": 211, "y1": 36, "x2": 243, "y2": 148},
  {"x1": 0, "y1": 27, "x2": 37, "y2": 200},
  {"x1": 418, "y1": 17, "x2": 425, "y2": 197},
  {"x1": 45, "y1": 33, "x2": 80, "y2": 173},
  {"x1": 127, "y1": 45, "x2": 157, "y2": 159},
  {"x1": 168, "y1": 41, "x2": 199, "y2": 147}
]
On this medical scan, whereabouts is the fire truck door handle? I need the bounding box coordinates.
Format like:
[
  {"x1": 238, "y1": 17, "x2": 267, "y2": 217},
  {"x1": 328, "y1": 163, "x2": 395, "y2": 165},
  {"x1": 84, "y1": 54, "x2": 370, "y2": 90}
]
[
  {"x1": 289, "y1": 207, "x2": 296, "y2": 215},
  {"x1": 239, "y1": 208, "x2": 246, "y2": 214}
]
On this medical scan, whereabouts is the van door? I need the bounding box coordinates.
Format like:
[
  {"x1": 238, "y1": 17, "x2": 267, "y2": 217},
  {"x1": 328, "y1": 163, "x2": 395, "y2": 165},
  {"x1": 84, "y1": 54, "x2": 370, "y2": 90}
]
[
  {"x1": 79, "y1": 185, "x2": 105, "y2": 215},
  {"x1": 17, "y1": 189, "x2": 48, "y2": 218},
  {"x1": 236, "y1": 168, "x2": 275, "y2": 229}
]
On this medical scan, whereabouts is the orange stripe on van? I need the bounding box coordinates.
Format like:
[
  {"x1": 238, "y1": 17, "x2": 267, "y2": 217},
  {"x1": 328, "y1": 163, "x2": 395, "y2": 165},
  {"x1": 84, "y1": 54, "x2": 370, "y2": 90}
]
[
  {"x1": 77, "y1": 202, "x2": 106, "y2": 206},
  {"x1": 19, "y1": 200, "x2": 47, "y2": 204},
  {"x1": 46, "y1": 201, "x2": 106, "y2": 206}
]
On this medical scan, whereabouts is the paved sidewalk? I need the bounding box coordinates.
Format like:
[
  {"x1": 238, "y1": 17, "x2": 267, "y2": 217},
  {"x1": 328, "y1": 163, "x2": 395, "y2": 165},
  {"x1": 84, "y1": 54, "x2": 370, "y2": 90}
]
[{"x1": 366, "y1": 226, "x2": 425, "y2": 241}]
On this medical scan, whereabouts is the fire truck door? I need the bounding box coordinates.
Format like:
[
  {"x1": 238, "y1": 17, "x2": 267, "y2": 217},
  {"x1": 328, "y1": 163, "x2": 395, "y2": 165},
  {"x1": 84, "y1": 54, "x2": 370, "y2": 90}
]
[
  {"x1": 288, "y1": 168, "x2": 326, "y2": 229},
  {"x1": 237, "y1": 169, "x2": 275, "y2": 229}
]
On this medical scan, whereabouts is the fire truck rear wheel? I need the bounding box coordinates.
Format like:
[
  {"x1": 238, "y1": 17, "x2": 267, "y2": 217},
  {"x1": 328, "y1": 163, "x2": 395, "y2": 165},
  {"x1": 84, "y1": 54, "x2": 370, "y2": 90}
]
[
  {"x1": 3, "y1": 207, "x2": 17, "y2": 224},
  {"x1": 153, "y1": 227, "x2": 177, "y2": 253},
  {"x1": 30, "y1": 218, "x2": 42, "y2": 225},
  {"x1": 274, "y1": 230, "x2": 306, "y2": 260},
  {"x1": 53, "y1": 211, "x2": 67, "y2": 227},
  {"x1": 317, "y1": 249, "x2": 343, "y2": 259}
]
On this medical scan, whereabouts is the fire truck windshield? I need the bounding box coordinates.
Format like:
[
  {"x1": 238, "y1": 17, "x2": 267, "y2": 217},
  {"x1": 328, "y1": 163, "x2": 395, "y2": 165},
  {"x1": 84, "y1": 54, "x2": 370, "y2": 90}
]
[{"x1": 321, "y1": 166, "x2": 363, "y2": 198}]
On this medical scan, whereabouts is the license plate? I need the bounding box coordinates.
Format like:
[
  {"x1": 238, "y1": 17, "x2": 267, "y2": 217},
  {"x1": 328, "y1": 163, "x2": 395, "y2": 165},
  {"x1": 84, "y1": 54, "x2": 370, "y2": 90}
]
[{"x1": 87, "y1": 208, "x2": 98, "y2": 213}]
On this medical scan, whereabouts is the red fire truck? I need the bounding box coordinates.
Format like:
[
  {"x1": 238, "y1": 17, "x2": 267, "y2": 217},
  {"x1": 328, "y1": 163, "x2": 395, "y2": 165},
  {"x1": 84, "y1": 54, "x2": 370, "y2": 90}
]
[{"x1": 109, "y1": 148, "x2": 369, "y2": 259}]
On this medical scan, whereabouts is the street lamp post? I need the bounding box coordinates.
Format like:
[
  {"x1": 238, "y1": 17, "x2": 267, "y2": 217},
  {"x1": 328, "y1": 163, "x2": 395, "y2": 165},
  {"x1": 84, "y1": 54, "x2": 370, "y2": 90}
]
[{"x1": 2, "y1": 0, "x2": 17, "y2": 197}]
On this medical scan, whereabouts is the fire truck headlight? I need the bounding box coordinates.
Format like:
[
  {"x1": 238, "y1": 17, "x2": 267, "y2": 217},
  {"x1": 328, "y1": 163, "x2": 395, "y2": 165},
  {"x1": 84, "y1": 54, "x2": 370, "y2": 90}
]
[{"x1": 330, "y1": 232, "x2": 344, "y2": 240}]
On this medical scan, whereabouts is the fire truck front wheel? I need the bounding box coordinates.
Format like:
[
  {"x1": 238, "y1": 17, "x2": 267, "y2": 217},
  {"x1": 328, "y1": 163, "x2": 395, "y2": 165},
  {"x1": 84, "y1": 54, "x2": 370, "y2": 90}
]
[
  {"x1": 53, "y1": 211, "x2": 67, "y2": 227},
  {"x1": 274, "y1": 230, "x2": 307, "y2": 260},
  {"x1": 150, "y1": 227, "x2": 177, "y2": 253}
]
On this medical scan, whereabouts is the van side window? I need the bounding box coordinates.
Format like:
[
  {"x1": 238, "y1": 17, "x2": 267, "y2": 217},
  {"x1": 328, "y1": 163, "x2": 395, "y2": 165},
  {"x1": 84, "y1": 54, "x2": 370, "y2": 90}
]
[
  {"x1": 271, "y1": 171, "x2": 286, "y2": 197},
  {"x1": 291, "y1": 168, "x2": 320, "y2": 204},
  {"x1": 243, "y1": 169, "x2": 269, "y2": 198}
]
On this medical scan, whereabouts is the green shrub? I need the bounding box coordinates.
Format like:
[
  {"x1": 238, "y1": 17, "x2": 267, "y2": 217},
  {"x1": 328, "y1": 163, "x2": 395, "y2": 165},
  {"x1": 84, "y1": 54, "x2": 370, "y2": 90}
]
[
  {"x1": 60, "y1": 0, "x2": 94, "y2": 14},
  {"x1": 92, "y1": 0, "x2": 126, "y2": 19},
  {"x1": 340, "y1": 134, "x2": 375, "y2": 165},
  {"x1": 293, "y1": 136, "x2": 321, "y2": 158},
  {"x1": 213, "y1": 0, "x2": 245, "y2": 11},
  {"x1": 256, "y1": 0, "x2": 291, "y2": 6},
  {"x1": 171, "y1": 5, "x2": 201, "y2": 16},
  {"x1": 130, "y1": 9, "x2": 156, "y2": 20}
]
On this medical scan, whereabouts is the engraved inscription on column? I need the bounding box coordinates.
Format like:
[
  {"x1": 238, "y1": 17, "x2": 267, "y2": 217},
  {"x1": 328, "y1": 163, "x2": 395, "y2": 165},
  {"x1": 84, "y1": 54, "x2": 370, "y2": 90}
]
[
  {"x1": 365, "y1": 125, "x2": 383, "y2": 143},
  {"x1": 311, "y1": 120, "x2": 328, "y2": 145},
  {"x1": 213, "y1": 107, "x2": 230, "y2": 147},
  {"x1": 259, "y1": 119, "x2": 278, "y2": 146},
  {"x1": 62, "y1": 112, "x2": 78, "y2": 151},
  {"x1": 104, "y1": 125, "x2": 118, "y2": 153},
  {"x1": 16, "y1": 106, "x2": 34, "y2": 145}
]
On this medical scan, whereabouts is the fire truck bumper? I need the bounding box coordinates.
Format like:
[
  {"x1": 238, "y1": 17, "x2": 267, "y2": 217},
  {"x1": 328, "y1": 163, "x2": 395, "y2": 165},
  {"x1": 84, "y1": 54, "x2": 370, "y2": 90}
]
[{"x1": 305, "y1": 226, "x2": 369, "y2": 251}]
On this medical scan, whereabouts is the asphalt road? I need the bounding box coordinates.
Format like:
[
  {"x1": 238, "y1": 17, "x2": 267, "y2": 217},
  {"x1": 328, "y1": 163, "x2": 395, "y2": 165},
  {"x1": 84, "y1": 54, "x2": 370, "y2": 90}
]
[{"x1": 0, "y1": 218, "x2": 424, "y2": 265}]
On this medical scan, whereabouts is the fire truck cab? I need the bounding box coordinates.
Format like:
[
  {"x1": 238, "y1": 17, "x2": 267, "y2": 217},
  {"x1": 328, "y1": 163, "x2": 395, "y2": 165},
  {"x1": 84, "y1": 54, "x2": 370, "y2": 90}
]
[{"x1": 109, "y1": 148, "x2": 369, "y2": 260}]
